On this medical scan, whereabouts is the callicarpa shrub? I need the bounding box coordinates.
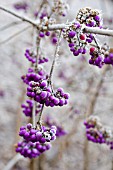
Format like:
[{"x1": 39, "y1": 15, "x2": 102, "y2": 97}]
[{"x1": 1, "y1": 0, "x2": 113, "y2": 160}]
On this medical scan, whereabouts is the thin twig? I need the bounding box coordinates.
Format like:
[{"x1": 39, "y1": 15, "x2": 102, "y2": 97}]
[
  {"x1": 35, "y1": 33, "x2": 41, "y2": 70},
  {"x1": 32, "y1": 30, "x2": 41, "y2": 130},
  {"x1": 3, "y1": 154, "x2": 24, "y2": 170},
  {"x1": 32, "y1": 101, "x2": 36, "y2": 128},
  {"x1": 37, "y1": 104, "x2": 44, "y2": 129},
  {"x1": 85, "y1": 65, "x2": 108, "y2": 117},
  {"x1": 37, "y1": 0, "x2": 45, "y2": 17},
  {"x1": 83, "y1": 65, "x2": 109, "y2": 170},
  {"x1": 49, "y1": 30, "x2": 62, "y2": 81},
  {"x1": 93, "y1": 35, "x2": 100, "y2": 50},
  {"x1": 30, "y1": 159, "x2": 35, "y2": 170},
  {"x1": 0, "y1": 25, "x2": 31, "y2": 45},
  {"x1": 36, "y1": 31, "x2": 62, "y2": 129},
  {"x1": 0, "y1": 21, "x2": 22, "y2": 31},
  {"x1": 0, "y1": 6, "x2": 37, "y2": 27},
  {"x1": 32, "y1": 31, "x2": 41, "y2": 129}
]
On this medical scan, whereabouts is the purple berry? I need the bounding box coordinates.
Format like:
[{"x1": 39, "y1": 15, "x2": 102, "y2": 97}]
[
  {"x1": 68, "y1": 31, "x2": 76, "y2": 38},
  {"x1": 39, "y1": 32, "x2": 45, "y2": 38}
]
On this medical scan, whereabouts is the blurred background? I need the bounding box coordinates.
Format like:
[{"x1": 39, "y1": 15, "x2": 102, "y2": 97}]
[{"x1": 0, "y1": 0, "x2": 113, "y2": 170}]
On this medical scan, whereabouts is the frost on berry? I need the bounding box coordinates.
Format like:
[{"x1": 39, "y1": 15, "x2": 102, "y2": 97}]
[{"x1": 76, "y1": 7, "x2": 102, "y2": 27}]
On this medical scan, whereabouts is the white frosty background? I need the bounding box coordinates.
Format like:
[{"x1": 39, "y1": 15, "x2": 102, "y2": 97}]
[{"x1": 0, "y1": 0, "x2": 113, "y2": 170}]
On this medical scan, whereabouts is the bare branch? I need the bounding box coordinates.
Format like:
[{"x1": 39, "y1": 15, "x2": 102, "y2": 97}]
[
  {"x1": 1, "y1": 6, "x2": 113, "y2": 37},
  {"x1": 3, "y1": 154, "x2": 24, "y2": 170},
  {"x1": 83, "y1": 27, "x2": 113, "y2": 37},
  {"x1": 49, "y1": 30, "x2": 62, "y2": 81},
  {"x1": 0, "y1": 6, "x2": 38, "y2": 27},
  {"x1": 0, "y1": 21, "x2": 22, "y2": 31},
  {"x1": 32, "y1": 102, "x2": 36, "y2": 128},
  {"x1": 85, "y1": 65, "x2": 108, "y2": 117},
  {"x1": 0, "y1": 25, "x2": 31, "y2": 45},
  {"x1": 37, "y1": 104, "x2": 44, "y2": 129}
]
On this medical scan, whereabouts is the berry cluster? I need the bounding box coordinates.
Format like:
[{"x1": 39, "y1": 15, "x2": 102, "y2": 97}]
[
  {"x1": 104, "y1": 53, "x2": 113, "y2": 65},
  {"x1": 27, "y1": 81, "x2": 70, "y2": 107},
  {"x1": 16, "y1": 140, "x2": 51, "y2": 158},
  {"x1": 89, "y1": 47, "x2": 103, "y2": 68},
  {"x1": 16, "y1": 124, "x2": 57, "y2": 158},
  {"x1": 84, "y1": 116, "x2": 113, "y2": 149},
  {"x1": 64, "y1": 21, "x2": 113, "y2": 68},
  {"x1": 21, "y1": 100, "x2": 42, "y2": 117},
  {"x1": 25, "y1": 49, "x2": 36, "y2": 64},
  {"x1": 89, "y1": 45, "x2": 113, "y2": 68},
  {"x1": 21, "y1": 67, "x2": 47, "y2": 85},
  {"x1": 19, "y1": 124, "x2": 57, "y2": 143},
  {"x1": 25, "y1": 49, "x2": 49, "y2": 64},
  {"x1": 38, "y1": 56, "x2": 49, "y2": 64},
  {"x1": 76, "y1": 7, "x2": 102, "y2": 27},
  {"x1": 63, "y1": 22, "x2": 94, "y2": 56},
  {"x1": 63, "y1": 7, "x2": 108, "y2": 67}
]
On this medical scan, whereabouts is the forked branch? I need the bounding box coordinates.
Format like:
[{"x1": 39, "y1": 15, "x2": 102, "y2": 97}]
[{"x1": 1, "y1": 6, "x2": 113, "y2": 37}]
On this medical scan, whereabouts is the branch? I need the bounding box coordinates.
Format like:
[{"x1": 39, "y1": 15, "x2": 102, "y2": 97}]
[
  {"x1": 37, "y1": 104, "x2": 44, "y2": 129},
  {"x1": 85, "y1": 65, "x2": 108, "y2": 117},
  {"x1": 83, "y1": 27, "x2": 113, "y2": 37},
  {"x1": 48, "y1": 24, "x2": 113, "y2": 37},
  {"x1": 0, "y1": 21, "x2": 22, "y2": 31},
  {"x1": 35, "y1": 33, "x2": 41, "y2": 70},
  {"x1": 32, "y1": 102, "x2": 36, "y2": 128},
  {"x1": 0, "y1": 6, "x2": 38, "y2": 27},
  {"x1": 0, "y1": 26, "x2": 31, "y2": 45},
  {"x1": 83, "y1": 65, "x2": 109, "y2": 170},
  {"x1": 3, "y1": 154, "x2": 24, "y2": 170},
  {"x1": 1, "y1": 6, "x2": 113, "y2": 37},
  {"x1": 49, "y1": 30, "x2": 62, "y2": 81}
]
